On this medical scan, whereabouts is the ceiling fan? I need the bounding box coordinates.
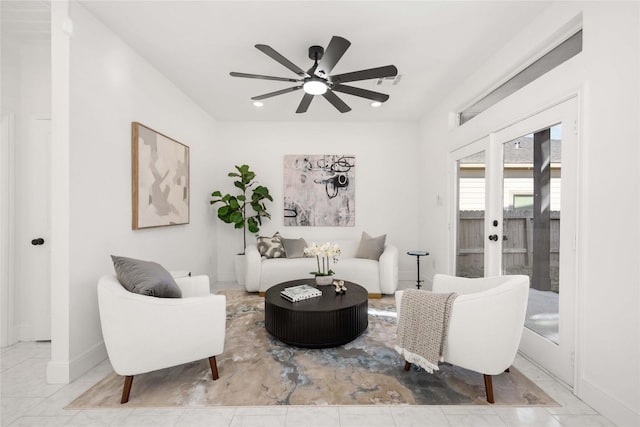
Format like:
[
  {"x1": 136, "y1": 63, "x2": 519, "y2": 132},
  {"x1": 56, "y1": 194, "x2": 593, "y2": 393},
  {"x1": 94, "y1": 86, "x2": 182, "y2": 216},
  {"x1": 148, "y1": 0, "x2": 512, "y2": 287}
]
[{"x1": 230, "y1": 36, "x2": 398, "y2": 113}]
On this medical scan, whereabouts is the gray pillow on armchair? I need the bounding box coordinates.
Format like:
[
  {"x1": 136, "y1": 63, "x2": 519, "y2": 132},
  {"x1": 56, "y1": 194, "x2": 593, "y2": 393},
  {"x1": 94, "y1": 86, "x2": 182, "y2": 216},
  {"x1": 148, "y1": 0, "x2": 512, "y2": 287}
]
[{"x1": 110, "y1": 255, "x2": 182, "y2": 298}]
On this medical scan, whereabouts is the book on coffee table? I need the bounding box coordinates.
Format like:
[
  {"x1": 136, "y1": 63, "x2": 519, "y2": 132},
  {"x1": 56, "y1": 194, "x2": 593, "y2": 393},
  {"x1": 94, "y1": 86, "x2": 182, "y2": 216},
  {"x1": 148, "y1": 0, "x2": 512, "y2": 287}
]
[{"x1": 280, "y1": 284, "x2": 322, "y2": 302}]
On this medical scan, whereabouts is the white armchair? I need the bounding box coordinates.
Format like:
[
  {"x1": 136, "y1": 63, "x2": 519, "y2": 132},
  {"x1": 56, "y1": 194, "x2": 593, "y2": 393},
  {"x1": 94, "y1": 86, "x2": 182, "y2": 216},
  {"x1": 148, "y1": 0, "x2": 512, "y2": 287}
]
[
  {"x1": 97, "y1": 274, "x2": 226, "y2": 403},
  {"x1": 396, "y1": 274, "x2": 529, "y2": 403}
]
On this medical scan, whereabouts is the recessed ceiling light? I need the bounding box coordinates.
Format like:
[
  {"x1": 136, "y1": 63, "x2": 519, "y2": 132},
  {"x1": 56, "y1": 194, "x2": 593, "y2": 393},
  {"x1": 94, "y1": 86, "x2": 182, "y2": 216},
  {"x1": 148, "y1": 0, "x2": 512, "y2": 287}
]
[
  {"x1": 371, "y1": 101, "x2": 382, "y2": 108},
  {"x1": 253, "y1": 101, "x2": 264, "y2": 107}
]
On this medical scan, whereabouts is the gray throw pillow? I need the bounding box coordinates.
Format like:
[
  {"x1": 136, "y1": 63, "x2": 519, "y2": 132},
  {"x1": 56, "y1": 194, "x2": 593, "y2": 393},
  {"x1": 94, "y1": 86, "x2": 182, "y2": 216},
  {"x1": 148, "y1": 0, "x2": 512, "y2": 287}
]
[
  {"x1": 110, "y1": 255, "x2": 182, "y2": 298},
  {"x1": 281, "y1": 237, "x2": 308, "y2": 258},
  {"x1": 355, "y1": 232, "x2": 387, "y2": 260},
  {"x1": 256, "y1": 232, "x2": 286, "y2": 258}
]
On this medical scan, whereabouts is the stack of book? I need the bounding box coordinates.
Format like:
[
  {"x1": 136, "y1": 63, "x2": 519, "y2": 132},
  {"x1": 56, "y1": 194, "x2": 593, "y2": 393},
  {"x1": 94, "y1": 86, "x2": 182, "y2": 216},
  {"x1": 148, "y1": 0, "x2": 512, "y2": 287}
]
[{"x1": 280, "y1": 284, "x2": 322, "y2": 302}]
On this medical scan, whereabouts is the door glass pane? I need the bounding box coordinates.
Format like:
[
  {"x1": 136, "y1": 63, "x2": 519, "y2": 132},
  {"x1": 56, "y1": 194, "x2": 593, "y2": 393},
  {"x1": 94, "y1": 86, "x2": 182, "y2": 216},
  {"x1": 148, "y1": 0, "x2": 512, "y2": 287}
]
[
  {"x1": 502, "y1": 125, "x2": 561, "y2": 344},
  {"x1": 456, "y1": 150, "x2": 485, "y2": 278}
]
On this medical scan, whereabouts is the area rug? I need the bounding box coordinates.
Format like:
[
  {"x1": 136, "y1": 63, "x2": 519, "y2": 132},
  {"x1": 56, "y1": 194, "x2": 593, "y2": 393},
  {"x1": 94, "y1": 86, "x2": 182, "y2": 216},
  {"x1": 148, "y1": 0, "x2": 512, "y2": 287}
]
[{"x1": 68, "y1": 290, "x2": 557, "y2": 408}]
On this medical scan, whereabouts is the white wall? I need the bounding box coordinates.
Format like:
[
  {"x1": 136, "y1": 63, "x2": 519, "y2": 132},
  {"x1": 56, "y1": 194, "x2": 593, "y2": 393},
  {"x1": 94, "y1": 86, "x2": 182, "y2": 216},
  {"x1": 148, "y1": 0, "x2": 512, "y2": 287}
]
[
  {"x1": 1, "y1": 35, "x2": 21, "y2": 113},
  {"x1": 214, "y1": 121, "x2": 420, "y2": 283},
  {"x1": 49, "y1": 2, "x2": 219, "y2": 381},
  {"x1": 418, "y1": 2, "x2": 639, "y2": 426}
]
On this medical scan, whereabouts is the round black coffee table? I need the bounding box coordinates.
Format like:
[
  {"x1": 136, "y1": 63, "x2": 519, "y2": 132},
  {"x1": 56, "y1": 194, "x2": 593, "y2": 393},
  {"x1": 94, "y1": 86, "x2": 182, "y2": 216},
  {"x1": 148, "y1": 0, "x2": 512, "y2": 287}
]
[{"x1": 264, "y1": 279, "x2": 368, "y2": 348}]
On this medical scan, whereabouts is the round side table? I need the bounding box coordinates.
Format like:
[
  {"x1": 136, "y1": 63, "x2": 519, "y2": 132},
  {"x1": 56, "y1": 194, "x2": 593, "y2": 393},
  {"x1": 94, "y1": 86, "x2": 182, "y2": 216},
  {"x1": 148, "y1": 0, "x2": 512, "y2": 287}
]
[{"x1": 407, "y1": 250, "x2": 429, "y2": 289}]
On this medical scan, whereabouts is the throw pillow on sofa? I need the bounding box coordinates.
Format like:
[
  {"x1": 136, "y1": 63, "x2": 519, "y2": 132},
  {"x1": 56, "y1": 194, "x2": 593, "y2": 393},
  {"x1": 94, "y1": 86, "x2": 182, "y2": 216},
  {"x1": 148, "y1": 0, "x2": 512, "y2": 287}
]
[
  {"x1": 355, "y1": 232, "x2": 387, "y2": 260},
  {"x1": 281, "y1": 237, "x2": 307, "y2": 258},
  {"x1": 256, "y1": 232, "x2": 286, "y2": 258},
  {"x1": 110, "y1": 255, "x2": 182, "y2": 298}
]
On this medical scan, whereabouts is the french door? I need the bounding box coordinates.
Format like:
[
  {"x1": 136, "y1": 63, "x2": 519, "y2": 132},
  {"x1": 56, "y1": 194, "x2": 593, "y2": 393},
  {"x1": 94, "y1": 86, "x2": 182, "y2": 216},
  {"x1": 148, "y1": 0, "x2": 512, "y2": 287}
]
[{"x1": 453, "y1": 98, "x2": 578, "y2": 386}]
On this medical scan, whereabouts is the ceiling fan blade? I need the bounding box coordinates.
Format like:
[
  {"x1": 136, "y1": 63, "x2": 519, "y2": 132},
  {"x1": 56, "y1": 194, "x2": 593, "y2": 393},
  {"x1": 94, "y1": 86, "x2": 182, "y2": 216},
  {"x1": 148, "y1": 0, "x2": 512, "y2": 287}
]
[
  {"x1": 316, "y1": 36, "x2": 351, "y2": 77},
  {"x1": 251, "y1": 86, "x2": 302, "y2": 101},
  {"x1": 332, "y1": 84, "x2": 390, "y2": 102},
  {"x1": 331, "y1": 65, "x2": 398, "y2": 84},
  {"x1": 323, "y1": 90, "x2": 351, "y2": 113},
  {"x1": 296, "y1": 93, "x2": 314, "y2": 114},
  {"x1": 230, "y1": 72, "x2": 300, "y2": 83},
  {"x1": 255, "y1": 44, "x2": 310, "y2": 78}
]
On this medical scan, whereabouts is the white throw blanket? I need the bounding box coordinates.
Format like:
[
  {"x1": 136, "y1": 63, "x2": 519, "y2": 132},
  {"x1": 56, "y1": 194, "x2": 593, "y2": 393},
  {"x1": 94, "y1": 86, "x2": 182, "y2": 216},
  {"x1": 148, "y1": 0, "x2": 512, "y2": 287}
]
[{"x1": 395, "y1": 289, "x2": 457, "y2": 373}]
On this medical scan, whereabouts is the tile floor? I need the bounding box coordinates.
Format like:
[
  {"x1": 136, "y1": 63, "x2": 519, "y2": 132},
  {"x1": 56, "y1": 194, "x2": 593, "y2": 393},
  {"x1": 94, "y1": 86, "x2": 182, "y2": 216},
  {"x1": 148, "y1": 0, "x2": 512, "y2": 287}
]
[{"x1": 0, "y1": 282, "x2": 618, "y2": 426}]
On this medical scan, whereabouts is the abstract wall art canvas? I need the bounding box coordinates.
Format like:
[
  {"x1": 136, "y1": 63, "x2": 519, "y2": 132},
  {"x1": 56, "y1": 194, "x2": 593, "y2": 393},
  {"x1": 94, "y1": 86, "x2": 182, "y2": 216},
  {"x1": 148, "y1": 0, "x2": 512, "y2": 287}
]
[
  {"x1": 132, "y1": 122, "x2": 189, "y2": 229},
  {"x1": 283, "y1": 154, "x2": 355, "y2": 227}
]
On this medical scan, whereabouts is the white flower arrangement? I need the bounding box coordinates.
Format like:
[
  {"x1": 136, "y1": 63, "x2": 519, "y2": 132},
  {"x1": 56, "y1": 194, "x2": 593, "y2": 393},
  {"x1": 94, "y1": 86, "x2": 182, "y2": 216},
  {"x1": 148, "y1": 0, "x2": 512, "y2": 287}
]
[{"x1": 304, "y1": 242, "x2": 341, "y2": 277}]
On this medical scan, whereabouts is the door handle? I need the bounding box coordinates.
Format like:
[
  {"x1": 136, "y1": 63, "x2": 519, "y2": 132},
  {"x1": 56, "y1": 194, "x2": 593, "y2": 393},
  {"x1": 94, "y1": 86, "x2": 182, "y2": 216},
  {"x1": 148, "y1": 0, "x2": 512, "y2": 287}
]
[
  {"x1": 31, "y1": 238, "x2": 45, "y2": 246},
  {"x1": 488, "y1": 234, "x2": 498, "y2": 241}
]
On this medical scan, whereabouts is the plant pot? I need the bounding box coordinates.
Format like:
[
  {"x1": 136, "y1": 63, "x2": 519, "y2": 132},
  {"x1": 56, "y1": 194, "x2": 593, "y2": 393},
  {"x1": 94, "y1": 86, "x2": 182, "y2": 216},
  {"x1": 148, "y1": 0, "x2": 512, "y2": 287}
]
[
  {"x1": 235, "y1": 254, "x2": 246, "y2": 286},
  {"x1": 315, "y1": 275, "x2": 334, "y2": 286}
]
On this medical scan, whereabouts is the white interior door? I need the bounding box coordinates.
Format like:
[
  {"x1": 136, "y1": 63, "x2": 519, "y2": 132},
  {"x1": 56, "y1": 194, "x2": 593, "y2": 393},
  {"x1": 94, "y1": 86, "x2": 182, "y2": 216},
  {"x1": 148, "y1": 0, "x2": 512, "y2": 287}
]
[
  {"x1": 15, "y1": 116, "x2": 52, "y2": 341},
  {"x1": 454, "y1": 98, "x2": 578, "y2": 386}
]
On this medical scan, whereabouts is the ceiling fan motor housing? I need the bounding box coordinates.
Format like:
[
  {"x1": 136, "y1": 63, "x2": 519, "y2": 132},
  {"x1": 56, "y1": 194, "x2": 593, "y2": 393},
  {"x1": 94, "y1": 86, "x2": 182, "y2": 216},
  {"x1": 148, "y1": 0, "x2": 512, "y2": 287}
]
[{"x1": 308, "y1": 45, "x2": 324, "y2": 61}]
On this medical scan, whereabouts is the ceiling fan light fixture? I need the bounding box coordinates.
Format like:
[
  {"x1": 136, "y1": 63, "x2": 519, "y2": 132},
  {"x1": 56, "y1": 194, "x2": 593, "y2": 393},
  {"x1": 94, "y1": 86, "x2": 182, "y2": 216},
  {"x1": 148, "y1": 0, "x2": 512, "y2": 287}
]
[
  {"x1": 230, "y1": 36, "x2": 397, "y2": 113},
  {"x1": 371, "y1": 101, "x2": 382, "y2": 108},
  {"x1": 303, "y1": 79, "x2": 327, "y2": 95},
  {"x1": 253, "y1": 101, "x2": 264, "y2": 107}
]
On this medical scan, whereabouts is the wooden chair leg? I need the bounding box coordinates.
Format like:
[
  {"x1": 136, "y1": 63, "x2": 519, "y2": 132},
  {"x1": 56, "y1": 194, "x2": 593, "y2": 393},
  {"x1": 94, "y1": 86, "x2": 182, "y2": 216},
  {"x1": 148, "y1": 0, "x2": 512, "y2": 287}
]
[
  {"x1": 404, "y1": 361, "x2": 412, "y2": 371},
  {"x1": 209, "y1": 356, "x2": 219, "y2": 380},
  {"x1": 121, "y1": 375, "x2": 133, "y2": 404},
  {"x1": 483, "y1": 374, "x2": 494, "y2": 404}
]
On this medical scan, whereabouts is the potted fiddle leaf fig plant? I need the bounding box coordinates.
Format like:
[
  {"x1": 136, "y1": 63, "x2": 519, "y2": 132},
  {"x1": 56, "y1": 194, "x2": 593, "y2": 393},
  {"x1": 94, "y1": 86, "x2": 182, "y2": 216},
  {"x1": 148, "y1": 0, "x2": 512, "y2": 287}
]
[{"x1": 210, "y1": 165, "x2": 272, "y2": 285}]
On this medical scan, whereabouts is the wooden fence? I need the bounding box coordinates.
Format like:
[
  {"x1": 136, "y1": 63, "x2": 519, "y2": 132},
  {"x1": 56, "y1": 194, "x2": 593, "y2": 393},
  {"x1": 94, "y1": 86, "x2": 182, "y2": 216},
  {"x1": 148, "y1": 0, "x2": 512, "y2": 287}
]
[{"x1": 456, "y1": 210, "x2": 560, "y2": 292}]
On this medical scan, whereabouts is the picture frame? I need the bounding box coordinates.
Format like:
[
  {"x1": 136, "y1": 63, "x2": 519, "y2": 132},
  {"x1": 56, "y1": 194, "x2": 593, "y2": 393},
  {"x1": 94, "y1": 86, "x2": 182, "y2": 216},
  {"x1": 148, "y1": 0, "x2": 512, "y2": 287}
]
[
  {"x1": 131, "y1": 122, "x2": 189, "y2": 229},
  {"x1": 283, "y1": 154, "x2": 355, "y2": 227}
]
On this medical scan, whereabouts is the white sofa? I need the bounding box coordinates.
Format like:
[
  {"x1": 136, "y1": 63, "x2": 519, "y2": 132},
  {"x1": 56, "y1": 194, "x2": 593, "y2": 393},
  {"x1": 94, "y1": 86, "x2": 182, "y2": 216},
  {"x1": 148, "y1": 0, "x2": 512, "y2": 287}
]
[{"x1": 245, "y1": 239, "x2": 398, "y2": 296}]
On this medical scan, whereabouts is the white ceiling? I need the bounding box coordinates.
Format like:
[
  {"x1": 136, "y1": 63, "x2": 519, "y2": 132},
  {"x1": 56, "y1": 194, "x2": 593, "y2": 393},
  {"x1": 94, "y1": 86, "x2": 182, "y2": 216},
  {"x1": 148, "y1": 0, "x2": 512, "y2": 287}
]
[{"x1": 79, "y1": 1, "x2": 551, "y2": 122}]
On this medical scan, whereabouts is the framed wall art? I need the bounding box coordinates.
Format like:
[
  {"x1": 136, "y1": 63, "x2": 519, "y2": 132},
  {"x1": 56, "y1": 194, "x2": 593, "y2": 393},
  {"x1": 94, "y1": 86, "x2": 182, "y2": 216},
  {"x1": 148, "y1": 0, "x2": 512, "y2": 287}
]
[
  {"x1": 132, "y1": 122, "x2": 189, "y2": 229},
  {"x1": 283, "y1": 154, "x2": 355, "y2": 227}
]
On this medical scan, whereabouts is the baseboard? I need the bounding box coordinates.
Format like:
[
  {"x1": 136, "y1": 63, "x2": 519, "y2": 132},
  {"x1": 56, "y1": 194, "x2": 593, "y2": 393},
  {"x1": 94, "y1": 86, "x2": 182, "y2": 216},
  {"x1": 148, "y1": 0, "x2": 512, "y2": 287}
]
[
  {"x1": 218, "y1": 271, "x2": 236, "y2": 282},
  {"x1": 578, "y1": 377, "x2": 639, "y2": 427},
  {"x1": 47, "y1": 341, "x2": 107, "y2": 384},
  {"x1": 70, "y1": 341, "x2": 107, "y2": 382},
  {"x1": 16, "y1": 324, "x2": 32, "y2": 342},
  {"x1": 399, "y1": 269, "x2": 415, "y2": 282},
  {"x1": 398, "y1": 278, "x2": 434, "y2": 290},
  {"x1": 47, "y1": 360, "x2": 69, "y2": 384}
]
